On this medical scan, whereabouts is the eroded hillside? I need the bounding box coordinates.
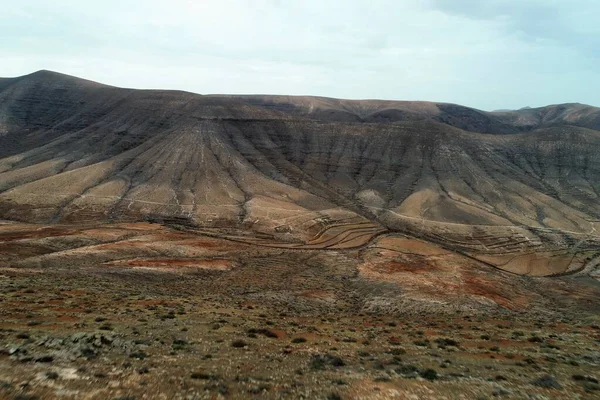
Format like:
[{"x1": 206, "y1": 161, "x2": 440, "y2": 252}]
[{"x1": 1, "y1": 70, "x2": 600, "y2": 277}]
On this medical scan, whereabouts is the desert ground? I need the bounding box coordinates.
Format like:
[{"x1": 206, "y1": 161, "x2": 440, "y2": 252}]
[{"x1": 1, "y1": 220, "x2": 599, "y2": 400}]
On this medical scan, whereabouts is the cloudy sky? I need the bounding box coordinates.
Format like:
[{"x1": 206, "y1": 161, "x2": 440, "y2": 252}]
[{"x1": 2, "y1": 0, "x2": 599, "y2": 110}]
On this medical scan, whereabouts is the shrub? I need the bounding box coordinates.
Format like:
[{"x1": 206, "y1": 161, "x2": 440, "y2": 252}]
[
  {"x1": 310, "y1": 354, "x2": 345, "y2": 370},
  {"x1": 420, "y1": 368, "x2": 438, "y2": 381},
  {"x1": 528, "y1": 336, "x2": 543, "y2": 343},
  {"x1": 434, "y1": 338, "x2": 460, "y2": 347},
  {"x1": 395, "y1": 364, "x2": 419, "y2": 375},
  {"x1": 45, "y1": 371, "x2": 59, "y2": 380},
  {"x1": 388, "y1": 348, "x2": 406, "y2": 355},
  {"x1": 531, "y1": 375, "x2": 561, "y2": 389},
  {"x1": 191, "y1": 372, "x2": 215, "y2": 380},
  {"x1": 413, "y1": 339, "x2": 429, "y2": 347},
  {"x1": 247, "y1": 328, "x2": 278, "y2": 338}
]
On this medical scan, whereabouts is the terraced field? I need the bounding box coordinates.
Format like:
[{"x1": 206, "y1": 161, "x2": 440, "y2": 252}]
[{"x1": 190, "y1": 221, "x2": 388, "y2": 250}]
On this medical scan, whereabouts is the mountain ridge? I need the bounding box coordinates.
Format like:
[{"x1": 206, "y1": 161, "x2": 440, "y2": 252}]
[
  {"x1": 3, "y1": 70, "x2": 599, "y2": 132},
  {"x1": 1, "y1": 70, "x2": 600, "y2": 276}
]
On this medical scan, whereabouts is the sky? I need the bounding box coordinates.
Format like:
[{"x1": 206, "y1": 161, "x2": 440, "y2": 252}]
[{"x1": 1, "y1": 0, "x2": 599, "y2": 110}]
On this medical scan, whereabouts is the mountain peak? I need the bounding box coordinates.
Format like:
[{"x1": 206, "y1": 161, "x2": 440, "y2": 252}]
[
  {"x1": 12, "y1": 69, "x2": 108, "y2": 88},
  {"x1": 29, "y1": 69, "x2": 64, "y2": 77}
]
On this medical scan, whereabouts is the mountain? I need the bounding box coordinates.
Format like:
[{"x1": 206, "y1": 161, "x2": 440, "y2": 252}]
[{"x1": 1, "y1": 70, "x2": 600, "y2": 276}]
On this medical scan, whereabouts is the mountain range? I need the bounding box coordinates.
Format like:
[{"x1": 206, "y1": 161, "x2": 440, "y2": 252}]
[{"x1": 1, "y1": 70, "x2": 600, "y2": 277}]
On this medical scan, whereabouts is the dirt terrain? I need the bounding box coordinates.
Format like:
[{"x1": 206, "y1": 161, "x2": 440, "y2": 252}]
[{"x1": 1, "y1": 221, "x2": 599, "y2": 399}]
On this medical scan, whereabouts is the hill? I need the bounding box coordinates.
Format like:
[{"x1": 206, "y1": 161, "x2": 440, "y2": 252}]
[{"x1": 1, "y1": 70, "x2": 600, "y2": 277}]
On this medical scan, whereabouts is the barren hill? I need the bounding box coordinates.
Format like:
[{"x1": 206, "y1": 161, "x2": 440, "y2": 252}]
[{"x1": 1, "y1": 70, "x2": 600, "y2": 276}]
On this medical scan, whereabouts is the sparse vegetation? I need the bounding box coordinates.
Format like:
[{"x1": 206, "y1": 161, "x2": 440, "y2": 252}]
[
  {"x1": 231, "y1": 339, "x2": 247, "y2": 348},
  {"x1": 420, "y1": 368, "x2": 438, "y2": 381},
  {"x1": 0, "y1": 221, "x2": 598, "y2": 399},
  {"x1": 247, "y1": 328, "x2": 278, "y2": 338},
  {"x1": 530, "y1": 375, "x2": 562, "y2": 389}
]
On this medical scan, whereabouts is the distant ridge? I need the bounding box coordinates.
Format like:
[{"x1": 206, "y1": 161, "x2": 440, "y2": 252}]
[{"x1": 3, "y1": 70, "x2": 599, "y2": 132}]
